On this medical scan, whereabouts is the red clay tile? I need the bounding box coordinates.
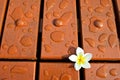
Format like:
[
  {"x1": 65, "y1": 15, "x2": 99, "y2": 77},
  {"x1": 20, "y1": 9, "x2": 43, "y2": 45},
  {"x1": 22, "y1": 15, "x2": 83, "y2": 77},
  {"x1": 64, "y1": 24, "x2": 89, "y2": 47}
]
[
  {"x1": 41, "y1": 0, "x2": 78, "y2": 60},
  {"x1": 0, "y1": 61, "x2": 36, "y2": 80},
  {"x1": 80, "y1": 0, "x2": 120, "y2": 60},
  {"x1": 39, "y1": 62, "x2": 80, "y2": 80},
  {"x1": 0, "y1": 0, "x2": 41, "y2": 59}
]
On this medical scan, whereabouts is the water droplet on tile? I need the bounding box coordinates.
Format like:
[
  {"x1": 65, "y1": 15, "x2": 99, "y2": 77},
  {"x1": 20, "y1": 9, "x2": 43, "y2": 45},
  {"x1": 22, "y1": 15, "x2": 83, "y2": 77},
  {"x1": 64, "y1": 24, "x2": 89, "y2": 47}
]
[
  {"x1": 11, "y1": 7, "x2": 24, "y2": 21},
  {"x1": 89, "y1": 17, "x2": 102, "y2": 33},
  {"x1": 108, "y1": 34, "x2": 117, "y2": 48},
  {"x1": 65, "y1": 42, "x2": 70, "y2": 47},
  {"x1": 44, "y1": 24, "x2": 52, "y2": 31},
  {"x1": 7, "y1": 23, "x2": 15, "y2": 28},
  {"x1": 28, "y1": 28, "x2": 33, "y2": 32},
  {"x1": 53, "y1": 11, "x2": 60, "y2": 17},
  {"x1": 46, "y1": 12, "x2": 52, "y2": 19},
  {"x1": 44, "y1": 70, "x2": 49, "y2": 76},
  {"x1": 106, "y1": 12, "x2": 112, "y2": 17},
  {"x1": 44, "y1": 44, "x2": 51, "y2": 52},
  {"x1": 54, "y1": 19, "x2": 63, "y2": 27},
  {"x1": 23, "y1": 1, "x2": 28, "y2": 6},
  {"x1": 107, "y1": 19, "x2": 116, "y2": 32},
  {"x1": 100, "y1": 0, "x2": 109, "y2": 7},
  {"x1": 60, "y1": 74, "x2": 71, "y2": 80},
  {"x1": 71, "y1": 40, "x2": 77, "y2": 46},
  {"x1": 16, "y1": 19, "x2": 27, "y2": 26},
  {"x1": 60, "y1": 12, "x2": 72, "y2": 25},
  {"x1": 85, "y1": 38, "x2": 95, "y2": 47},
  {"x1": 31, "y1": 4, "x2": 37, "y2": 10},
  {"x1": 50, "y1": 31, "x2": 64, "y2": 42},
  {"x1": 46, "y1": 0, "x2": 56, "y2": 10},
  {"x1": 84, "y1": 0, "x2": 88, "y2": 4},
  {"x1": 8, "y1": 45, "x2": 18, "y2": 54},
  {"x1": 2, "y1": 44, "x2": 8, "y2": 49},
  {"x1": 71, "y1": 23, "x2": 76, "y2": 27},
  {"x1": 96, "y1": 65, "x2": 107, "y2": 78},
  {"x1": 20, "y1": 36, "x2": 32, "y2": 47},
  {"x1": 33, "y1": 17, "x2": 37, "y2": 22},
  {"x1": 99, "y1": 33, "x2": 108, "y2": 42},
  {"x1": 59, "y1": 0, "x2": 69, "y2": 9},
  {"x1": 98, "y1": 45, "x2": 105, "y2": 53},
  {"x1": 88, "y1": 7, "x2": 93, "y2": 12},
  {"x1": 94, "y1": 20, "x2": 103, "y2": 28},
  {"x1": 109, "y1": 68, "x2": 118, "y2": 76},
  {"x1": 22, "y1": 48, "x2": 26, "y2": 52},
  {"x1": 2, "y1": 65, "x2": 8, "y2": 70},
  {"x1": 10, "y1": 66, "x2": 27, "y2": 74},
  {"x1": 95, "y1": 7, "x2": 104, "y2": 13},
  {"x1": 51, "y1": 75, "x2": 59, "y2": 80},
  {"x1": 25, "y1": 11, "x2": 33, "y2": 18}
]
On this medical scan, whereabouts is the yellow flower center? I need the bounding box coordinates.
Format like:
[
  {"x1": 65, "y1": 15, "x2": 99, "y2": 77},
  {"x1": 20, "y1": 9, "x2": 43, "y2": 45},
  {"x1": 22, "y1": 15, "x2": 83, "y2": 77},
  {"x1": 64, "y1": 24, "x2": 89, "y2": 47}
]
[{"x1": 76, "y1": 53, "x2": 86, "y2": 65}]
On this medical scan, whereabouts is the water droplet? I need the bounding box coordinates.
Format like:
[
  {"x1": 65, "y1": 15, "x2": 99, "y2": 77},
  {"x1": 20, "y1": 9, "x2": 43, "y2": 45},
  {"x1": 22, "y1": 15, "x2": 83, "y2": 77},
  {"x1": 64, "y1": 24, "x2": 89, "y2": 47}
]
[
  {"x1": 88, "y1": 7, "x2": 93, "y2": 12},
  {"x1": 95, "y1": 7, "x2": 104, "y2": 13},
  {"x1": 98, "y1": 45, "x2": 105, "y2": 53},
  {"x1": 106, "y1": 12, "x2": 112, "y2": 17},
  {"x1": 108, "y1": 34, "x2": 117, "y2": 48},
  {"x1": 59, "y1": 0, "x2": 69, "y2": 9},
  {"x1": 98, "y1": 33, "x2": 108, "y2": 42},
  {"x1": 7, "y1": 23, "x2": 15, "y2": 28},
  {"x1": 84, "y1": 0, "x2": 88, "y2": 4},
  {"x1": 50, "y1": 31, "x2": 64, "y2": 42},
  {"x1": 60, "y1": 12, "x2": 72, "y2": 25},
  {"x1": 53, "y1": 11, "x2": 60, "y2": 17},
  {"x1": 44, "y1": 24, "x2": 52, "y2": 31},
  {"x1": 60, "y1": 74, "x2": 71, "y2": 80},
  {"x1": 25, "y1": 11, "x2": 33, "y2": 18},
  {"x1": 46, "y1": 0, "x2": 56, "y2": 10},
  {"x1": 28, "y1": 28, "x2": 33, "y2": 32},
  {"x1": 2, "y1": 44, "x2": 8, "y2": 49},
  {"x1": 11, "y1": 7, "x2": 24, "y2": 21},
  {"x1": 100, "y1": 0, "x2": 109, "y2": 7},
  {"x1": 109, "y1": 68, "x2": 118, "y2": 76},
  {"x1": 10, "y1": 66, "x2": 27, "y2": 74},
  {"x1": 20, "y1": 36, "x2": 32, "y2": 47},
  {"x1": 51, "y1": 75, "x2": 59, "y2": 80},
  {"x1": 46, "y1": 12, "x2": 52, "y2": 19},
  {"x1": 31, "y1": 4, "x2": 37, "y2": 10},
  {"x1": 44, "y1": 44, "x2": 51, "y2": 52},
  {"x1": 71, "y1": 40, "x2": 77, "y2": 46},
  {"x1": 23, "y1": 1, "x2": 28, "y2": 6},
  {"x1": 89, "y1": 17, "x2": 102, "y2": 33},
  {"x1": 107, "y1": 19, "x2": 116, "y2": 32},
  {"x1": 8, "y1": 45, "x2": 18, "y2": 54},
  {"x1": 85, "y1": 38, "x2": 95, "y2": 47},
  {"x1": 33, "y1": 17, "x2": 37, "y2": 22},
  {"x1": 96, "y1": 65, "x2": 107, "y2": 78},
  {"x1": 2, "y1": 65, "x2": 8, "y2": 70},
  {"x1": 65, "y1": 42, "x2": 70, "y2": 47},
  {"x1": 54, "y1": 19, "x2": 63, "y2": 27},
  {"x1": 44, "y1": 70, "x2": 49, "y2": 76},
  {"x1": 16, "y1": 19, "x2": 27, "y2": 26},
  {"x1": 94, "y1": 20, "x2": 103, "y2": 28}
]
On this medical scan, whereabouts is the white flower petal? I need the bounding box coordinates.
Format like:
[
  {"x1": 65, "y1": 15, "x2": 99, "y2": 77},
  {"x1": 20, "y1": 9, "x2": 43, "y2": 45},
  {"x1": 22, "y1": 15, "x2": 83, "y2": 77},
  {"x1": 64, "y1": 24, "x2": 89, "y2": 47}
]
[
  {"x1": 69, "y1": 55, "x2": 77, "y2": 62},
  {"x1": 76, "y1": 47, "x2": 84, "y2": 56},
  {"x1": 74, "y1": 63, "x2": 82, "y2": 71},
  {"x1": 84, "y1": 53, "x2": 92, "y2": 61},
  {"x1": 81, "y1": 62, "x2": 91, "y2": 68}
]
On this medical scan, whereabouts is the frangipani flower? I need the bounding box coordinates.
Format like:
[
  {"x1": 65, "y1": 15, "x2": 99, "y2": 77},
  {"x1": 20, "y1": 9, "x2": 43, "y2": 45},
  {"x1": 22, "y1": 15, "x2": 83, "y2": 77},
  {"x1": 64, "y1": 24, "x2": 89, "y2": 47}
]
[{"x1": 69, "y1": 47, "x2": 92, "y2": 71}]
